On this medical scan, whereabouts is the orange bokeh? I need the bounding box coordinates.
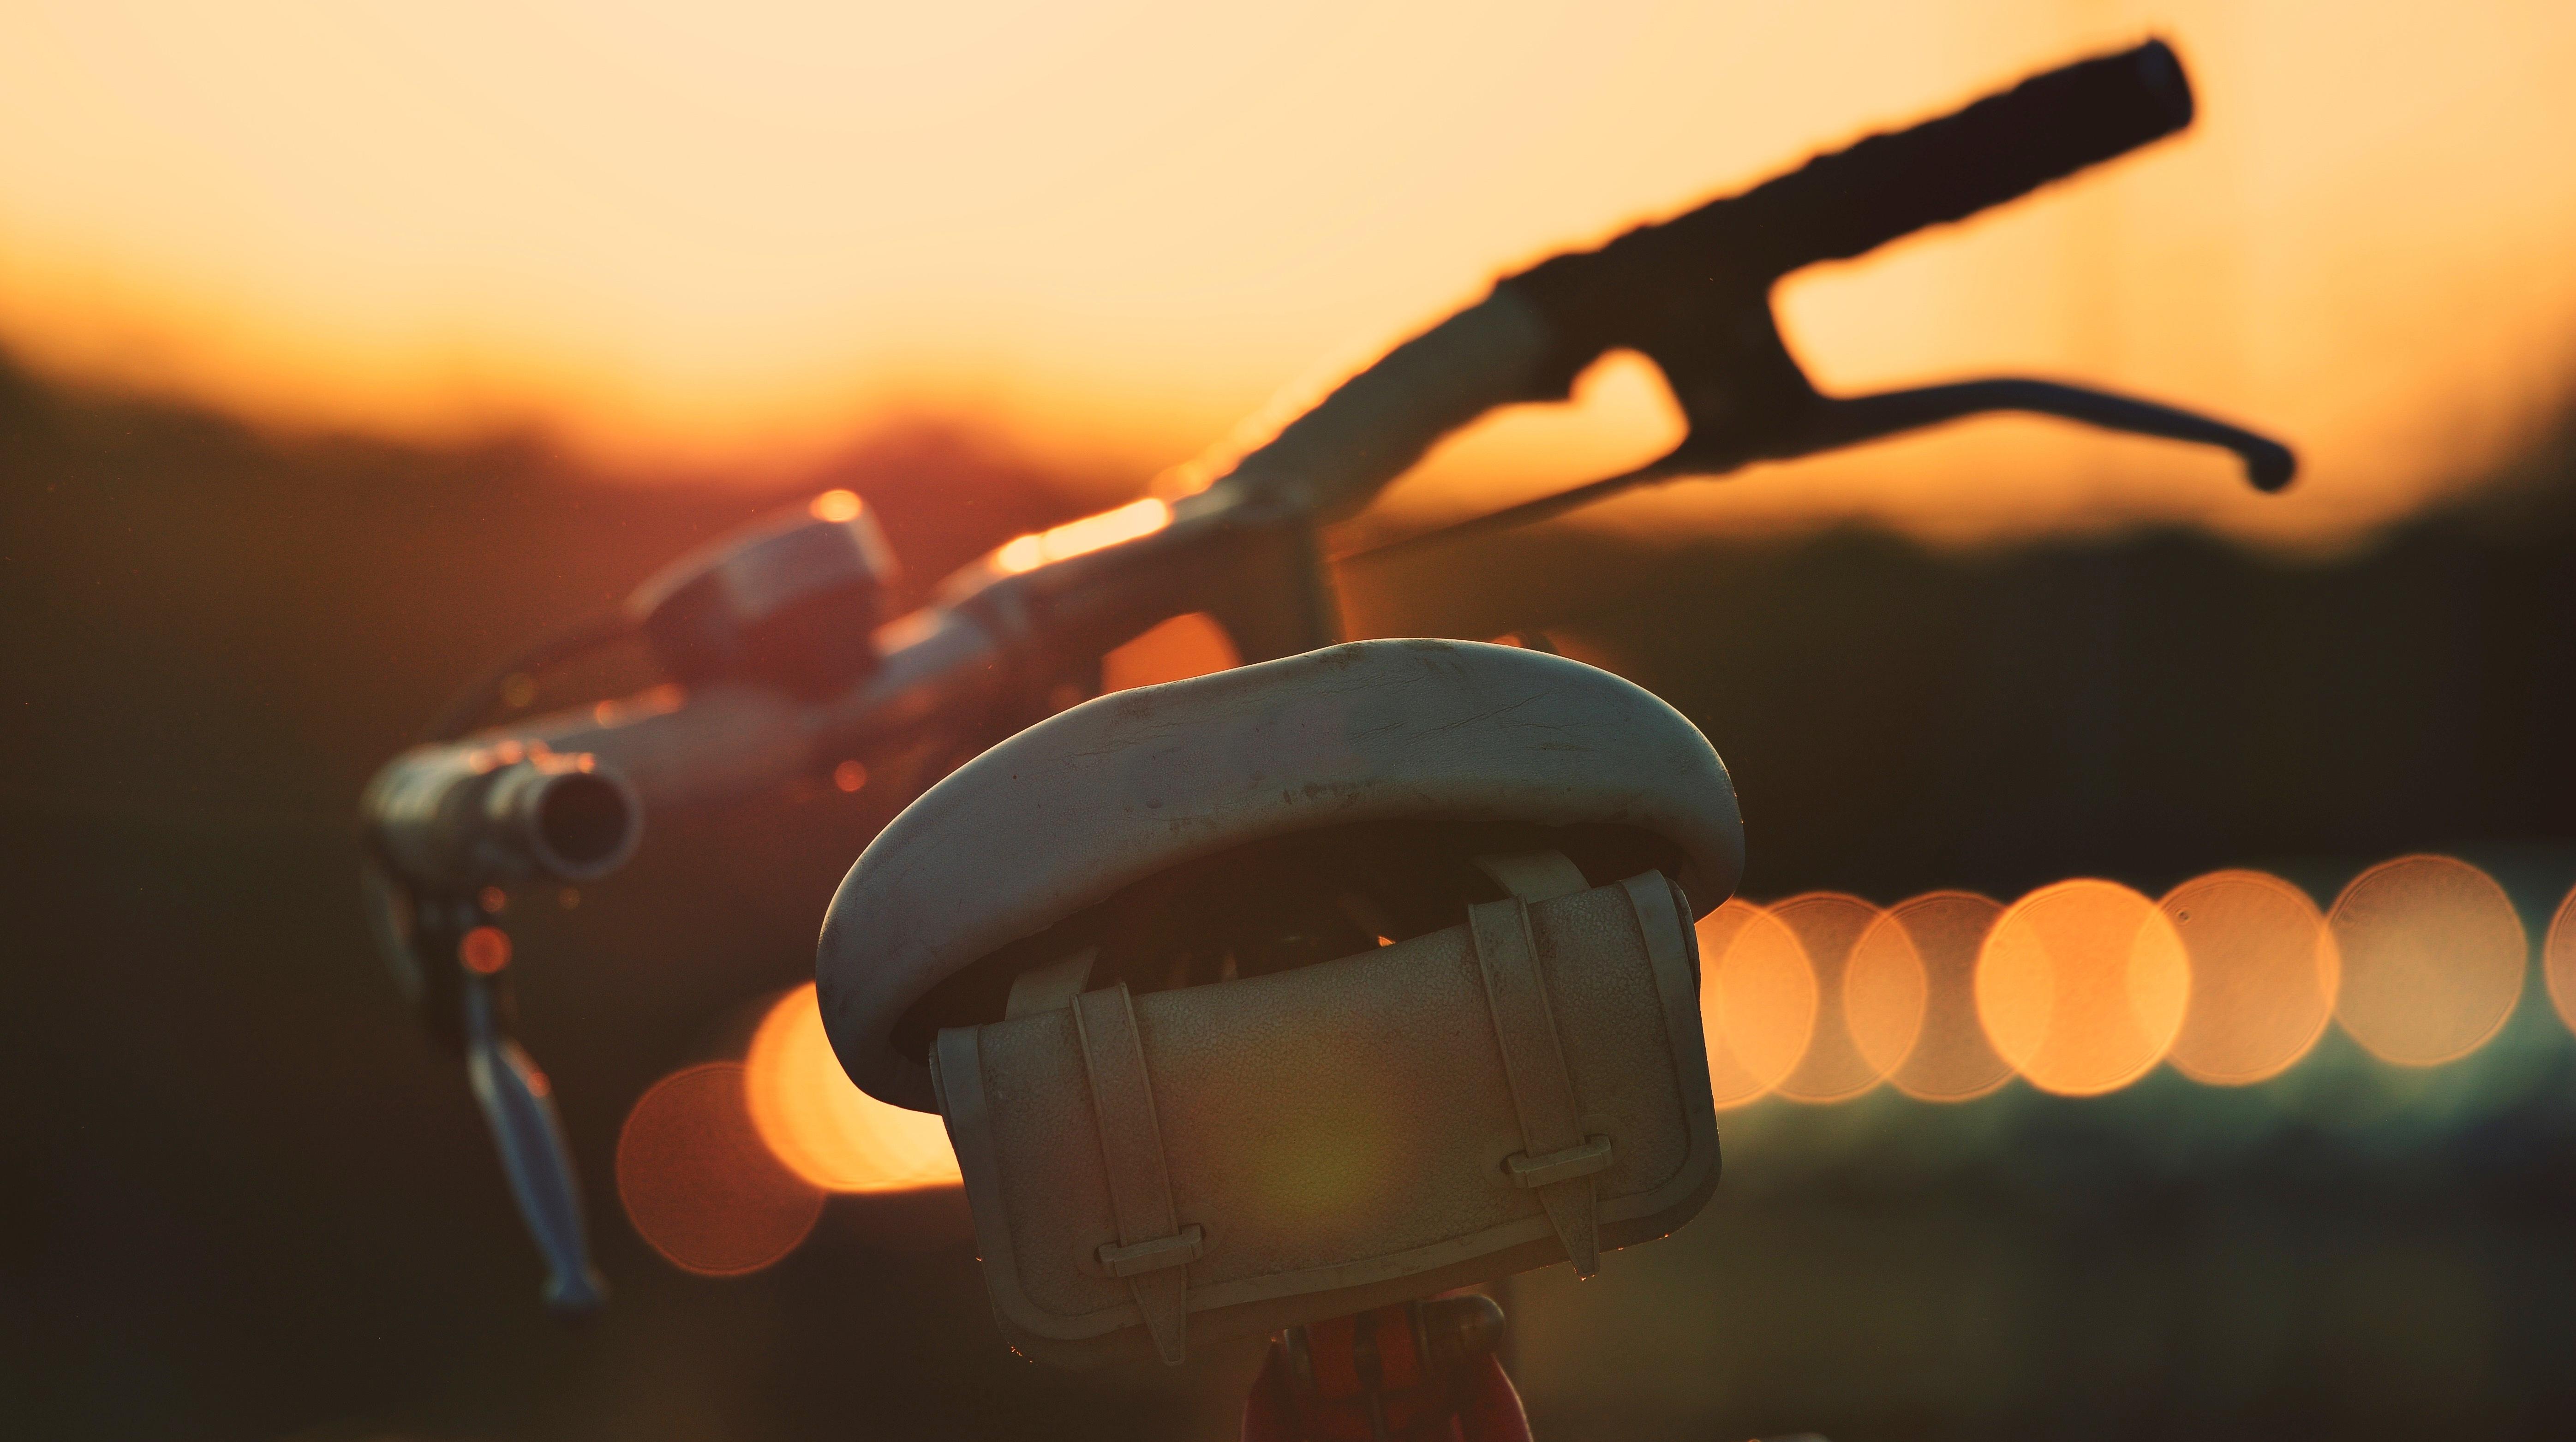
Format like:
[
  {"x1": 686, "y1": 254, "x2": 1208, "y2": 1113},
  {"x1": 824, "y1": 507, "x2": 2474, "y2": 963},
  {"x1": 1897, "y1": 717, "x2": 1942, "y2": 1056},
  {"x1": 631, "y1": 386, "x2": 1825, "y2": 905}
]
[
  {"x1": 1767, "y1": 893, "x2": 1893, "y2": 1104},
  {"x1": 2547, "y1": 882, "x2": 2576, "y2": 1038},
  {"x1": 458, "y1": 925, "x2": 511, "y2": 976},
  {"x1": 744, "y1": 984, "x2": 962, "y2": 1194},
  {"x1": 2328, "y1": 855, "x2": 2526, "y2": 1067},
  {"x1": 616, "y1": 1062, "x2": 824, "y2": 1277},
  {"x1": 2158, "y1": 870, "x2": 2338, "y2": 1086},
  {"x1": 1696, "y1": 899, "x2": 1818, "y2": 1109},
  {"x1": 1849, "y1": 891, "x2": 2010, "y2": 1103},
  {"x1": 1976, "y1": 880, "x2": 2191, "y2": 1097},
  {"x1": 807, "y1": 488, "x2": 864, "y2": 523}
]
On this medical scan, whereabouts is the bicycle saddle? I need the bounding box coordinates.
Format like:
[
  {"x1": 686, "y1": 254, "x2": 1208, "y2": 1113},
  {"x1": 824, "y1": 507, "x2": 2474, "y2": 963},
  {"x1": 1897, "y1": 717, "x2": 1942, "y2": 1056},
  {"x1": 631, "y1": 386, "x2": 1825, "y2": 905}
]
[{"x1": 818, "y1": 638, "x2": 1745, "y2": 1113}]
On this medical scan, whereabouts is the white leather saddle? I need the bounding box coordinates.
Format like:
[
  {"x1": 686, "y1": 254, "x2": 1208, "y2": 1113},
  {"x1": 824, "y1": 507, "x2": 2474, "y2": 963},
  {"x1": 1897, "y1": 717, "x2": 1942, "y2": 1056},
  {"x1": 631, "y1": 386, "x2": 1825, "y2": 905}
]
[{"x1": 817, "y1": 639, "x2": 1745, "y2": 1366}]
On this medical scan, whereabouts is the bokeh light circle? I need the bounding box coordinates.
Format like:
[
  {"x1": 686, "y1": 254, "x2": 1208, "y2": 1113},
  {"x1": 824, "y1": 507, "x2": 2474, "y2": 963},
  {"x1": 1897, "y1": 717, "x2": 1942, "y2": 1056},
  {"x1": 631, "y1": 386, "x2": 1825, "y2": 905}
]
[
  {"x1": 2547, "y1": 882, "x2": 2576, "y2": 1039},
  {"x1": 1850, "y1": 891, "x2": 2010, "y2": 1103},
  {"x1": 1768, "y1": 893, "x2": 1893, "y2": 1103},
  {"x1": 2159, "y1": 870, "x2": 2338, "y2": 1086},
  {"x1": 1975, "y1": 880, "x2": 2191, "y2": 1097},
  {"x1": 2329, "y1": 855, "x2": 2526, "y2": 1067},
  {"x1": 616, "y1": 1062, "x2": 824, "y2": 1276},
  {"x1": 745, "y1": 984, "x2": 962, "y2": 1194},
  {"x1": 1696, "y1": 900, "x2": 1818, "y2": 1109}
]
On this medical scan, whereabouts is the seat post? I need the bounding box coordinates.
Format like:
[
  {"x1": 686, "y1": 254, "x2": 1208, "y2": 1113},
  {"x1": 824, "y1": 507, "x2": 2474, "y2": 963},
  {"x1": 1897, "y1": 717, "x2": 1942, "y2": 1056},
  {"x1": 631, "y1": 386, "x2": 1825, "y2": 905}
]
[{"x1": 1241, "y1": 1293, "x2": 1530, "y2": 1442}]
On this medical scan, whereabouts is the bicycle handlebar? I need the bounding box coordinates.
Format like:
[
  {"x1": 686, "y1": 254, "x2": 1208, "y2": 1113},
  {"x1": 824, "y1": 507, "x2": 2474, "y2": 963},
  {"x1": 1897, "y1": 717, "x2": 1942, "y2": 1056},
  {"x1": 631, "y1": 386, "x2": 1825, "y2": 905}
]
[
  {"x1": 1203, "y1": 291, "x2": 1558, "y2": 524},
  {"x1": 377, "y1": 35, "x2": 2228, "y2": 872}
]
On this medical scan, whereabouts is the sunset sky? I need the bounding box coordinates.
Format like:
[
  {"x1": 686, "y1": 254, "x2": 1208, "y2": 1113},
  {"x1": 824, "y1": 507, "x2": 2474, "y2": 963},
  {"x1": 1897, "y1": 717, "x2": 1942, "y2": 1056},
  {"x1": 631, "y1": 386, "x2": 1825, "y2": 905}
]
[{"x1": 5, "y1": 1, "x2": 2574, "y2": 548}]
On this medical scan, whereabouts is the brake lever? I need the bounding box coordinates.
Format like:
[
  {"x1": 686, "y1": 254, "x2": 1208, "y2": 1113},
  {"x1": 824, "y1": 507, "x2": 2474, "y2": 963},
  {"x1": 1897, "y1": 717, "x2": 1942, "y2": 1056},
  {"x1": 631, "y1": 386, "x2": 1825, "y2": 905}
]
[
  {"x1": 1345, "y1": 294, "x2": 2296, "y2": 564},
  {"x1": 1790, "y1": 377, "x2": 2295, "y2": 490},
  {"x1": 459, "y1": 961, "x2": 606, "y2": 1315}
]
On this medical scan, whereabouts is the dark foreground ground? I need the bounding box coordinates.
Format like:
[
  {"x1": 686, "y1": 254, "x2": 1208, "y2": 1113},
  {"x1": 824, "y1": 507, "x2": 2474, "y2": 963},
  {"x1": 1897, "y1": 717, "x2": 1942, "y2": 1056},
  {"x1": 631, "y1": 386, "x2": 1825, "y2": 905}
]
[{"x1": 5, "y1": 355, "x2": 2574, "y2": 1441}]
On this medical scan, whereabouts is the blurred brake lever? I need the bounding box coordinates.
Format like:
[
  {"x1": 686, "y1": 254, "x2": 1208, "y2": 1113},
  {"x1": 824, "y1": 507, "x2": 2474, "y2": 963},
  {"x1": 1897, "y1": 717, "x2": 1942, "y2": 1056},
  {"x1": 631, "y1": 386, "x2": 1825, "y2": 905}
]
[
  {"x1": 460, "y1": 964, "x2": 606, "y2": 1315},
  {"x1": 368, "y1": 865, "x2": 606, "y2": 1316}
]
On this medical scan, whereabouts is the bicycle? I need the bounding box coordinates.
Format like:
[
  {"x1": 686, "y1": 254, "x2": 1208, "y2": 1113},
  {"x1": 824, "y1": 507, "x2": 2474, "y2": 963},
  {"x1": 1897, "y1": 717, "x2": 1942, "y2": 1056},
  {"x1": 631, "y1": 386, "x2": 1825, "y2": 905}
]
[{"x1": 359, "y1": 36, "x2": 2290, "y2": 1326}]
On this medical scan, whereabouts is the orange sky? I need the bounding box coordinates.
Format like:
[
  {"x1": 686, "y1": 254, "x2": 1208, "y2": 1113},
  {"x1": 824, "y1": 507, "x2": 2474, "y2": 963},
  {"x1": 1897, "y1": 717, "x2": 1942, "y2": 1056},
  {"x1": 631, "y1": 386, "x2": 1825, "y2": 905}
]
[{"x1": 5, "y1": 1, "x2": 2574, "y2": 548}]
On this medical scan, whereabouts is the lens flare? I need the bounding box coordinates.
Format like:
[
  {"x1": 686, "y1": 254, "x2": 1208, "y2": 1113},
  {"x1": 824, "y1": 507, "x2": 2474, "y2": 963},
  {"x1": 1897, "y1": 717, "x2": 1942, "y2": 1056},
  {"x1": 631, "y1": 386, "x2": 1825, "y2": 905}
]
[
  {"x1": 2547, "y1": 882, "x2": 2576, "y2": 1039},
  {"x1": 2329, "y1": 855, "x2": 2526, "y2": 1067},
  {"x1": 745, "y1": 984, "x2": 962, "y2": 1194},
  {"x1": 1848, "y1": 893, "x2": 2012, "y2": 1102},
  {"x1": 1767, "y1": 893, "x2": 1892, "y2": 1104},
  {"x1": 1696, "y1": 900, "x2": 1817, "y2": 1109},
  {"x1": 2159, "y1": 870, "x2": 2338, "y2": 1086},
  {"x1": 1976, "y1": 880, "x2": 2191, "y2": 1097},
  {"x1": 616, "y1": 1062, "x2": 824, "y2": 1277}
]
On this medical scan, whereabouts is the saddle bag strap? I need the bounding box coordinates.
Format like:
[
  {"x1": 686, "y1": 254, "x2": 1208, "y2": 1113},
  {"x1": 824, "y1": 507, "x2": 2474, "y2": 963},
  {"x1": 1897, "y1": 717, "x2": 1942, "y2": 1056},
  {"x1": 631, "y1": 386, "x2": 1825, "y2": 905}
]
[
  {"x1": 1070, "y1": 982, "x2": 1202, "y2": 1365},
  {"x1": 1466, "y1": 896, "x2": 1610, "y2": 1277}
]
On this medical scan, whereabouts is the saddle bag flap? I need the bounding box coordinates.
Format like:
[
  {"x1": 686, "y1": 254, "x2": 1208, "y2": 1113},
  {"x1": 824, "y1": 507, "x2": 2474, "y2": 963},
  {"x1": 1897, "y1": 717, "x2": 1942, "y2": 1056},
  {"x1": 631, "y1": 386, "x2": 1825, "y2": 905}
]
[{"x1": 931, "y1": 871, "x2": 1720, "y2": 1368}]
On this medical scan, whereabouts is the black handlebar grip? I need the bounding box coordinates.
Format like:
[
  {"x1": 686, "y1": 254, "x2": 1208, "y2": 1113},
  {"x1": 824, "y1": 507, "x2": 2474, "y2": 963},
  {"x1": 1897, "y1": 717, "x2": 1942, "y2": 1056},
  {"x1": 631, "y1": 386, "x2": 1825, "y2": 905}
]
[
  {"x1": 1505, "y1": 40, "x2": 2195, "y2": 382},
  {"x1": 1714, "y1": 39, "x2": 2193, "y2": 280}
]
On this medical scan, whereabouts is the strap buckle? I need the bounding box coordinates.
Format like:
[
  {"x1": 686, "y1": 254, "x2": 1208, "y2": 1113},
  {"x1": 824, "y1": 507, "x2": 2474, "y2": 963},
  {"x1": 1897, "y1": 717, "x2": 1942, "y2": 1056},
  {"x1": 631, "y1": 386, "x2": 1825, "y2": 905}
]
[
  {"x1": 1097, "y1": 1224, "x2": 1206, "y2": 1278},
  {"x1": 1506, "y1": 1136, "x2": 1614, "y2": 1189}
]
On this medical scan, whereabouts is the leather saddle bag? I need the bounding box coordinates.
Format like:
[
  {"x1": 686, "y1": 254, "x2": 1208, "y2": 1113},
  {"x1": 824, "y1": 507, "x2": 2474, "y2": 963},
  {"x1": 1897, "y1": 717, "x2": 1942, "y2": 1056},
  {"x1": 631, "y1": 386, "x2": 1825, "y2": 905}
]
[{"x1": 931, "y1": 870, "x2": 1719, "y2": 1368}]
